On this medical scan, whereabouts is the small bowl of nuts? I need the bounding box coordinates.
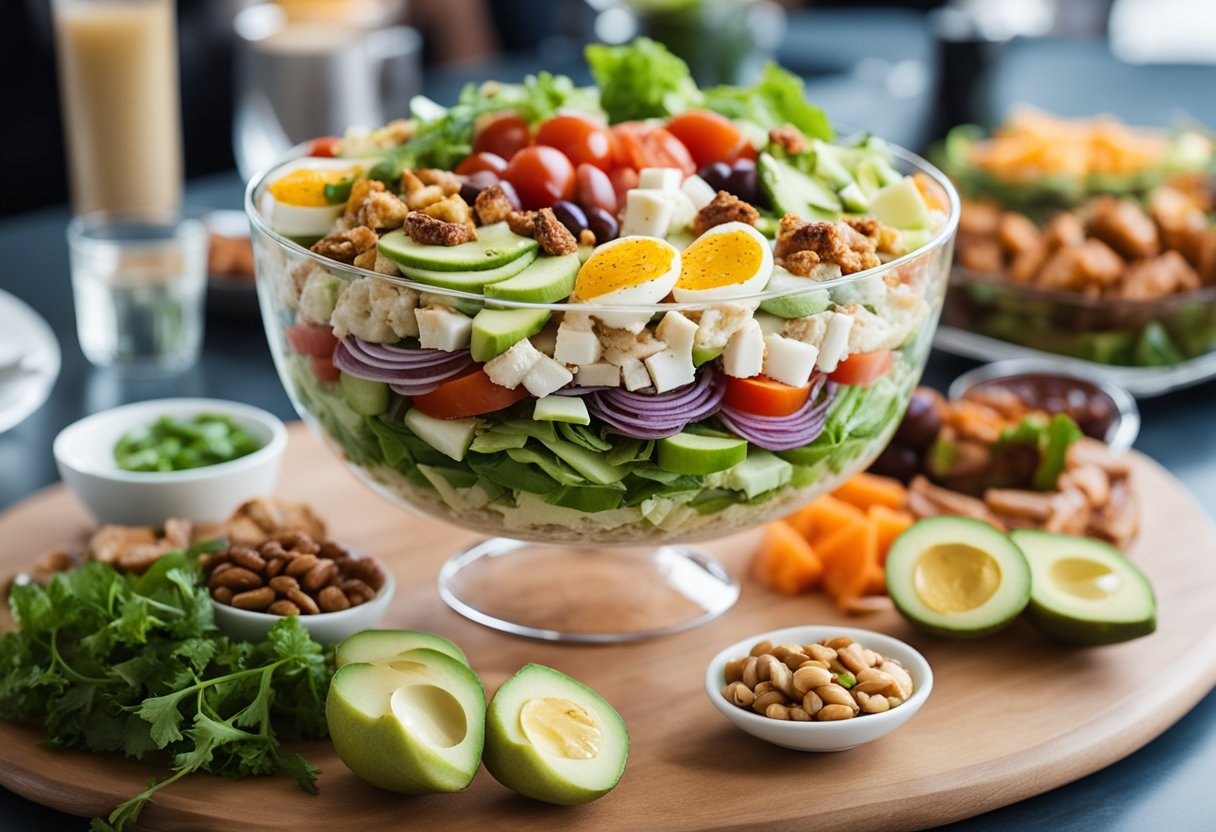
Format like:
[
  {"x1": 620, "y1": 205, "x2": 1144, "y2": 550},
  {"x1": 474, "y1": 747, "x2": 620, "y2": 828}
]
[
  {"x1": 204, "y1": 531, "x2": 395, "y2": 644},
  {"x1": 704, "y1": 626, "x2": 933, "y2": 752}
]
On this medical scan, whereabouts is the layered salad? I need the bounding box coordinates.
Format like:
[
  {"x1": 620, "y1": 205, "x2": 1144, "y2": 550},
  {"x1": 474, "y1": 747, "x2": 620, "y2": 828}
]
[{"x1": 248, "y1": 39, "x2": 957, "y2": 543}]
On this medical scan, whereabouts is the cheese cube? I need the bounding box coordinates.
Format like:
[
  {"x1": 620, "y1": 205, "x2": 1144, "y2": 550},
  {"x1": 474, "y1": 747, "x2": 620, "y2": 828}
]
[
  {"x1": 415, "y1": 306, "x2": 473, "y2": 352},
  {"x1": 681, "y1": 174, "x2": 717, "y2": 210},
  {"x1": 620, "y1": 358, "x2": 652, "y2": 391},
  {"x1": 816, "y1": 312, "x2": 854, "y2": 373},
  {"x1": 722, "y1": 319, "x2": 765, "y2": 378},
  {"x1": 655, "y1": 311, "x2": 697, "y2": 359},
  {"x1": 763, "y1": 334, "x2": 819, "y2": 388},
  {"x1": 666, "y1": 190, "x2": 698, "y2": 231},
  {"x1": 483, "y1": 338, "x2": 543, "y2": 389},
  {"x1": 620, "y1": 189, "x2": 676, "y2": 238},
  {"x1": 576, "y1": 362, "x2": 620, "y2": 388},
  {"x1": 523, "y1": 354, "x2": 575, "y2": 398},
  {"x1": 644, "y1": 348, "x2": 696, "y2": 393},
  {"x1": 554, "y1": 323, "x2": 602, "y2": 366},
  {"x1": 638, "y1": 167, "x2": 683, "y2": 191}
]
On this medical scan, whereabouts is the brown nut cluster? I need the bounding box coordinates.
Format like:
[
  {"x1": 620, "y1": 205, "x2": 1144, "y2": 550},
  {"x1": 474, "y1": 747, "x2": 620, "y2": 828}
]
[
  {"x1": 203, "y1": 532, "x2": 386, "y2": 616},
  {"x1": 721, "y1": 636, "x2": 914, "y2": 722}
]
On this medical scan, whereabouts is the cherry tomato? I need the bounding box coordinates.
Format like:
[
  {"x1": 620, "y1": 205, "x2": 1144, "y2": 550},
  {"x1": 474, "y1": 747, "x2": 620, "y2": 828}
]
[
  {"x1": 830, "y1": 350, "x2": 895, "y2": 387},
  {"x1": 285, "y1": 323, "x2": 337, "y2": 358},
  {"x1": 536, "y1": 115, "x2": 614, "y2": 172},
  {"x1": 455, "y1": 152, "x2": 508, "y2": 177},
  {"x1": 411, "y1": 370, "x2": 532, "y2": 419},
  {"x1": 473, "y1": 113, "x2": 530, "y2": 160},
  {"x1": 505, "y1": 145, "x2": 576, "y2": 209},
  {"x1": 307, "y1": 136, "x2": 342, "y2": 158},
  {"x1": 723, "y1": 375, "x2": 813, "y2": 417},
  {"x1": 643, "y1": 127, "x2": 696, "y2": 176},
  {"x1": 309, "y1": 356, "x2": 341, "y2": 384},
  {"x1": 665, "y1": 110, "x2": 745, "y2": 167},
  {"x1": 610, "y1": 123, "x2": 651, "y2": 170},
  {"x1": 575, "y1": 163, "x2": 618, "y2": 214},
  {"x1": 609, "y1": 167, "x2": 639, "y2": 213}
]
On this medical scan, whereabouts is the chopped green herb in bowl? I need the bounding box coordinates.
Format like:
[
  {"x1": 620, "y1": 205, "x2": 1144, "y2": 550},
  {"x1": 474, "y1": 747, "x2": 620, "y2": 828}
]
[{"x1": 114, "y1": 414, "x2": 263, "y2": 472}]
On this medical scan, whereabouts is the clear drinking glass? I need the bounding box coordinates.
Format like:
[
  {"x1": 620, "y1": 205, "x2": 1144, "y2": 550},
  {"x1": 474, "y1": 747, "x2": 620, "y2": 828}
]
[{"x1": 66, "y1": 212, "x2": 207, "y2": 372}]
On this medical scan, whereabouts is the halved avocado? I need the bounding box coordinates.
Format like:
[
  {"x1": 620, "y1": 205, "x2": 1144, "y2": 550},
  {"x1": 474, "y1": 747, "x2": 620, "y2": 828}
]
[
  {"x1": 1011, "y1": 530, "x2": 1156, "y2": 646},
  {"x1": 335, "y1": 629, "x2": 469, "y2": 668},
  {"x1": 886, "y1": 516, "x2": 1031, "y2": 638}
]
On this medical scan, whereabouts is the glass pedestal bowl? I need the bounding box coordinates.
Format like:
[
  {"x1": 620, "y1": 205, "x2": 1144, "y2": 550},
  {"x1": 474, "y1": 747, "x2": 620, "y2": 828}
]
[{"x1": 246, "y1": 148, "x2": 959, "y2": 643}]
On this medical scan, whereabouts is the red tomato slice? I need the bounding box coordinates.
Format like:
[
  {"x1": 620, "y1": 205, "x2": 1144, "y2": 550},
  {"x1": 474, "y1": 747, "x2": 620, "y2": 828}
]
[
  {"x1": 643, "y1": 127, "x2": 696, "y2": 176},
  {"x1": 830, "y1": 350, "x2": 895, "y2": 387},
  {"x1": 411, "y1": 370, "x2": 531, "y2": 419},
  {"x1": 610, "y1": 123, "x2": 651, "y2": 171},
  {"x1": 473, "y1": 113, "x2": 531, "y2": 160},
  {"x1": 307, "y1": 136, "x2": 342, "y2": 158},
  {"x1": 665, "y1": 110, "x2": 744, "y2": 168},
  {"x1": 723, "y1": 376, "x2": 813, "y2": 417},
  {"x1": 536, "y1": 114, "x2": 614, "y2": 172},
  {"x1": 455, "y1": 152, "x2": 508, "y2": 177},
  {"x1": 285, "y1": 323, "x2": 338, "y2": 358},
  {"x1": 309, "y1": 356, "x2": 341, "y2": 384}
]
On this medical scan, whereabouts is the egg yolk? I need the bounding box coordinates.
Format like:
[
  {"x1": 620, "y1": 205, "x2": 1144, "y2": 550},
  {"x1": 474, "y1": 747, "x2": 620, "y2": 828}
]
[
  {"x1": 268, "y1": 168, "x2": 356, "y2": 207},
  {"x1": 575, "y1": 240, "x2": 678, "y2": 300},
  {"x1": 677, "y1": 230, "x2": 764, "y2": 291}
]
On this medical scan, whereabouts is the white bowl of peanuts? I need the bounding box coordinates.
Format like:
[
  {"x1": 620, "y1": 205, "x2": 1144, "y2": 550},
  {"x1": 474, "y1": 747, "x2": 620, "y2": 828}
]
[
  {"x1": 705, "y1": 626, "x2": 933, "y2": 752},
  {"x1": 205, "y1": 532, "x2": 395, "y2": 644}
]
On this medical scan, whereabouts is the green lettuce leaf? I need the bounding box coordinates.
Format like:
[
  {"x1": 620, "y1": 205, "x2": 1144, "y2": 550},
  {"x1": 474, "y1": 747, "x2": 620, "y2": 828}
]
[
  {"x1": 586, "y1": 37, "x2": 703, "y2": 123},
  {"x1": 704, "y1": 63, "x2": 833, "y2": 141}
]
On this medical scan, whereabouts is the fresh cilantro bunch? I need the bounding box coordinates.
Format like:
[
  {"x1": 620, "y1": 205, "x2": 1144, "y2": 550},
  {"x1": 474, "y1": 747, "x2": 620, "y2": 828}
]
[{"x1": 0, "y1": 544, "x2": 332, "y2": 831}]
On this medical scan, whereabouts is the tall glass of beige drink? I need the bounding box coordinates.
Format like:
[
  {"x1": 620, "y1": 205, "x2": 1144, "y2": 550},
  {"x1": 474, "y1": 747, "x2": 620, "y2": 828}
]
[{"x1": 52, "y1": 0, "x2": 183, "y2": 215}]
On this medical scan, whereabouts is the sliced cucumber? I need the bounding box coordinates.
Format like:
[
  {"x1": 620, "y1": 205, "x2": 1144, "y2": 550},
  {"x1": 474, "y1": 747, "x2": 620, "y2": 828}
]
[
  {"x1": 339, "y1": 372, "x2": 389, "y2": 416},
  {"x1": 869, "y1": 176, "x2": 930, "y2": 231},
  {"x1": 394, "y1": 249, "x2": 538, "y2": 293},
  {"x1": 471, "y1": 308, "x2": 552, "y2": 362},
  {"x1": 838, "y1": 181, "x2": 870, "y2": 213},
  {"x1": 536, "y1": 436, "x2": 628, "y2": 485},
  {"x1": 484, "y1": 253, "x2": 580, "y2": 303},
  {"x1": 378, "y1": 222, "x2": 538, "y2": 272},
  {"x1": 657, "y1": 432, "x2": 748, "y2": 475},
  {"x1": 757, "y1": 152, "x2": 841, "y2": 219},
  {"x1": 533, "y1": 395, "x2": 590, "y2": 425},
  {"x1": 402, "y1": 409, "x2": 479, "y2": 462}
]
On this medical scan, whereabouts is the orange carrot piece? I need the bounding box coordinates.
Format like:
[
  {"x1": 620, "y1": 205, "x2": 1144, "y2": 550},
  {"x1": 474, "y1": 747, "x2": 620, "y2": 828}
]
[
  {"x1": 862, "y1": 563, "x2": 888, "y2": 596},
  {"x1": 752, "y1": 521, "x2": 824, "y2": 595},
  {"x1": 869, "y1": 504, "x2": 915, "y2": 567},
  {"x1": 787, "y1": 494, "x2": 866, "y2": 546},
  {"x1": 914, "y1": 171, "x2": 949, "y2": 212},
  {"x1": 832, "y1": 472, "x2": 908, "y2": 513},
  {"x1": 820, "y1": 519, "x2": 879, "y2": 604}
]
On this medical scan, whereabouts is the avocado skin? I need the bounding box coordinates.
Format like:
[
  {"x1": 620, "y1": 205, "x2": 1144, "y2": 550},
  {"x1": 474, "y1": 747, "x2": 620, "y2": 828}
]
[{"x1": 1025, "y1": 602, "x2": 1157, "y2": 646}]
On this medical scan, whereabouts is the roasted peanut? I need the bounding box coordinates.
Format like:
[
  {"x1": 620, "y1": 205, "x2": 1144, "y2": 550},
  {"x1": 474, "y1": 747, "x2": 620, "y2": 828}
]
[
  {"x1": 287, "y1": 588, "x2": 320, "y2": 615},
  {"x1": 753, "y1": 681, "x2": 775, "y2": 697},
  {"x1": 855, "y1": 690, "x2": 890, "y2": 714},
  {"x1": 318, "y1": 585, "x2": 351, "y2": 612},
  {"x1": 268, "y1": 599, "x2": 301, "y2": 616},
  {"x1": 722, "y1": 682, "x2": 755, "y2": 708},
  {"x1": 264, "y1": 558, "x2": 285, "y2": 578},
  {"x1": 211, "y1": 586, "x2": 233, "y2": 604},
  {"x1": 303, "y1": 559, "x2": 338, "y2": 592},
  {"x1": 792, "y1": 665, "x2": 833, "y2": 695},
  {"x1": 724, "y1": 658, "x2": 747, "y2": 684},
  {"x1": 752, "y1": 690, "x2": 787, "y2": 714},
  {"x1": 765, "y1": 703, "x2": 791, "y2": 720},
  {"x1": 838, "y1": 642, "x2": 875, "y2": 674},
  {"x1": 757, "y1": 654, "x2": 781, "y2": 683},
  {"x1": 341, "y1": 578, "x2": 376, "y2": 600},
  {"x1": 825, "y1": 636, "x2": 854, "y2": 651},
  {"x1": 817, "y1": 704, "x2": 855, "y2": 721},
  {"x1": 285, "y1": 554, "x2": 318, "y2": 578},
  {"x1": 213, "y1": 567, "x2": 262, "y2": 591},
  {"x1": 769, "y1": 660, "x2": 797, "y2": 698},
  {"x1": 269, "y1": 575, "x2": 299, "y2": 594},
  {"x1": 741, "y1": 656, "x2": 761, "y2": 689},
  {"x1": 805, "y1": 643, "x2": 837, "y2": 663},
  {"x1": 231, "y1": 586, "x2": 275, "y2": 611},
  {"x1": 228, "y1": 546, "x2": 266, "y2": 572},
  {"x1": 788, "y1": 706, "x2": 812, "y2": 722},
  {"x1": 801, "y1": 691, "x2": 824, "y2": 715},
  {"x1": 815, "y1": 684, "x2": 859, "y2": 712},
  {"x1": 749, "y1": 640, "x2": 774, "y2": 657}
]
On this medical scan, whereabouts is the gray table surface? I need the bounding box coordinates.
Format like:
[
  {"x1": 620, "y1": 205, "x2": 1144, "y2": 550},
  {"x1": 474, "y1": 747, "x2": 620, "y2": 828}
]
[{"x1": 4, "y1": 16, "x2": 1216, "y2": 830}]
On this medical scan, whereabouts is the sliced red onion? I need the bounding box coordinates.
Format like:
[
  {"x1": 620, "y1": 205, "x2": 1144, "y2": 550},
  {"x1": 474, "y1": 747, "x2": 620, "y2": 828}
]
[
  {"x1": 333, "y1": 338, "x2": 474, "y2": 395},
  {"x1": 586, "y1": 369, "x2": 725, "y2": 440},
  {"x1": 718, "y1": 381, "x2": 838, "y2": 451}
]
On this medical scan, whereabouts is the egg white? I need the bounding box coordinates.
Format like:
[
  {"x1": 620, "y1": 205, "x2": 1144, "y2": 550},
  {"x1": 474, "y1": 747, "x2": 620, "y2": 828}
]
[
  {"x1": 573, "y1": 235, "x2": 682, "y2": 328},
  {"x1": 260, "y1": 157, "x2": 373, "y2": 241},
  {"x1": 671, "y1": 221, "x2": 773, "y2": 303}
]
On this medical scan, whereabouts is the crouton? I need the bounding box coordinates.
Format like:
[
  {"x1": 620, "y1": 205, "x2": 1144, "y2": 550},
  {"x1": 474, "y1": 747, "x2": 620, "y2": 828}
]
[
  {"x1": 403, "y1": 210, "x2": 477, "y2": 246},
  {"x1": 692, "y1": 190, "x2": 760, "y2": 236},
  {"x1": 768, "y1": 124, "x2": 807, "y2": 155},
  {"x1": 343, "y1": 179, "x2": 409, "y2": 230},
  {"x1": 776, "y1": 214, "x2": 881, "y2": 275},
  {"x1": 474, "y1": 183, "x2": 516, "y2": 225},
  {"x1": 311, "y1": 225, "x2": 378, "y2": 264}
]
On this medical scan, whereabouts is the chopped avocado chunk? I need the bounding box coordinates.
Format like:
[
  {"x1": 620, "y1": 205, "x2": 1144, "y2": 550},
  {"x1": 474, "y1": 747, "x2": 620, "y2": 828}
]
[
  {"x1": 760, "y1": 268, "x2": 832, "y2": 318},
  {"x1": 838, "y1": 181, "x2": 870, "y2": 213},
  {"x1": 869, "y1": 176, "x2": 930, "y2": 231},
  {"x1": 657, "y1": 432, "x2": 748, "y2": 475},
  {"x1": 470, "y1": 308, "x2": 552, "y2": 362},
  {"x1": 377, "y1": 222, "x2": 538, "y2": 272},
  {"x1": 886, "y1": 516, "x2": 1031, "y2": 638},
  {"x1": 533, "y1": 395, "x2": 590, "y2": 425},
  {"x1": 724, "y1": 451, "x2": 793, "y2": 498},
  {"x1": 402, "y1": 409, "x2": 479, "y2": 462},
  {"x1": 1011, "y1": 529, "x2": 1156, "y2": 646}
]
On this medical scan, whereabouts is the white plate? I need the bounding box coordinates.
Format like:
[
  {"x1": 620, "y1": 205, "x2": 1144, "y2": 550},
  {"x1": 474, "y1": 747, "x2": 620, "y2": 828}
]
[
  {"x1": 934, "y1": 326, "x2": 1216, "y2": 398},
  {"x1": 0, "y1": 289, "x2": 60, "y2": 434}
]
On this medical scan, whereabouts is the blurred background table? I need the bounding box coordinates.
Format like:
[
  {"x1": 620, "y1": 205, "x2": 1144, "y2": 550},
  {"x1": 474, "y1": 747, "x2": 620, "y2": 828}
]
[{"x1": 3, "y1": 2, "x2": 1216, "y2": 829}]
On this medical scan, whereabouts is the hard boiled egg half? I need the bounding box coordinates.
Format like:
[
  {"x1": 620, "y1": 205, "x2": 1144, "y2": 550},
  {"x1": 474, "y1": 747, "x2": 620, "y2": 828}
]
[
  {"x1": 672, "y1": 221, "x2": 773, "y2": 303},
  {"x1": 262, "y1": 160, "x2": 362, "y2": 242},
  {"x1": 573, "y1": 235, "x2": 682, "y2": 329}
]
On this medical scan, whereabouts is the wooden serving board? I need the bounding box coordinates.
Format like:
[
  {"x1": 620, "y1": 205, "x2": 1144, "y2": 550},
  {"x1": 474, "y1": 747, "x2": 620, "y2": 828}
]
[{"x1": 3, "y1": 424, "x2": 1216, "y2": 831}]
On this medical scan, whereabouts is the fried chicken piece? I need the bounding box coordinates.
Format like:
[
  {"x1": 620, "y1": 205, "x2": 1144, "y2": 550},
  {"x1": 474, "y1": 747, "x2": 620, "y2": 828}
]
[
  {"x1": 88, "y1": 520, "x2": 195, "y2": 574},
  {"x1": 768, "y1": 124, "x2": 807, "y2": 155},
  {"x1": 958, "y1": 200, "x2": 1001, "y2": 237},
  {"x1": 1042, "y1": 211, "x2": 1086, "y2": 251},
  {"x1": 997, "y1": 212, "x2": 1041, "y2": 258},
  {"x1": 956, "y1": 236, "x2": 1004, "y2": 274},
  {"x1": 692, "y1": 191, "x2": 760, "y2": 237},
  {"x1": 221, "y1": 498, "x2": 327, "y2": 547},
  {"x1": 311, "y1": 225, "x2": 379, "y2": 264},
  {"x1": 474, "y1": 183, "x2": 516, "y2": 226},
  {"x1": 774, "y1": 214, "x2": 880, "y2": 275},
  {"x1": 1086, "y1": 196, "x2": 1160, "y2": 260},
  {"x1": 1036, "y1": 238, "x2": 1124, "y2": 292},
  {"x1": 343, "y1": 179, "x2": 409, "y2": 230},
  {"x1": 403, "y1": 210, "x2": 477, "y2": 246},
  {"x1": 1116, "y1": 250, "x2": 1201, "y2": 300}
]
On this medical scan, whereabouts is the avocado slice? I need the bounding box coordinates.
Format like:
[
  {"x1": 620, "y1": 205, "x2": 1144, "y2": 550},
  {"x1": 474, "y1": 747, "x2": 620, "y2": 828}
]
[
  {"x1": 378, "y1": 222, "x2": 538, "y2": 272},
  {"x1": 657, "y1": 432, "x2": 748, "y2": 475},
  {"x1": 757, "y1": 152, "x2": 842, "y2": 219},
  {"x1": 886, "y1": 516, "x2": 1032, "y2": 638},
  {"x1": 759, "y1": 268, "x2": 832, "y2": 319},
  {"x1": 1011, "y1": 530, "x2": 1157, "y2": 646},
  {"x1": 335, "y1": 629, "x2": 469, "y2": 668},
  {"x1": 483, "y1": 663, "x2": 628, "y2": 805},
  {"x1": 470, "y1": 308, "x2": 552, "y2": 362}
]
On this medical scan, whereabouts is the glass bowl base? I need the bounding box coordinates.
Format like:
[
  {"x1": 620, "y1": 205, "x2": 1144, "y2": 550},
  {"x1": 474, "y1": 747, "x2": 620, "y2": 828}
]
[{"x1": 437, "y1": 538, "x2": 740, "y2": 643}]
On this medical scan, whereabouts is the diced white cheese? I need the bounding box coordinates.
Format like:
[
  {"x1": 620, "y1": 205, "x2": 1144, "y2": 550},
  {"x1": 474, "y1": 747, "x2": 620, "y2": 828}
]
[
  {"x1": 722, "y1": 319, "x2": 765, "y2": 378},
  {"x1": 665, "y1": 190, "x2": 698, "y2": 232},
  {"x1": 763, "y1": 334, "x2": 819, "y2": 388},
  {"x1": 681, "y1": 174, "x2": 717, "y2": 210},
  {"x1": 816, "y1": 312, "x2": 854, "y2": 373},
  {"x1": 414, "y1": 306, "x2": 473, "y2": 351},
  {"x1": 484, "y1": 338, "x2": 543, "y2": 389},
  {"x1": 553, "y1": 323, "x2": 602, "y2": 366},
  {"x1": 620, "y1": 358, "x2": 652, "y2": 391},
  {"x1": 523, "y1": 354, "x2": 575, "y2": 398},
  {"x1": 638, "y1": 167, "x2": 683, "y2": 191},
  {"x1": 644, "y1": 348, "x2": 696, "y2": 393},
  {"x1": 655, "y1": 311, "x2": 697, "y2": 359},
  {"x1": 620, "y1": 189, "x2": 676, "y2": 238},
  {"x1": 576, "y1": 362, "x2": 620, "y2": 388}
]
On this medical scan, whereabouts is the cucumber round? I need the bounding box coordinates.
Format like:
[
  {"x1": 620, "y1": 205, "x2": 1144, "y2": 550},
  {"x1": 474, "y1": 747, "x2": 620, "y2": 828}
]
[
  {"x1": 656, "y1": 432, "x2": 748, "y2": 475},
  {"x1": 378, "y1": 222, "x2": 539, "y2": 272},
  {"x1": 396, "y1": 249, "x2": 538, "y2": 293}
]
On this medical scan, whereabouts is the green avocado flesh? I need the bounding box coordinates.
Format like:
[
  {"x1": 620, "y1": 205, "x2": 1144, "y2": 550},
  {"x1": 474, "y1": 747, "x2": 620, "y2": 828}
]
[
  {"x1": 885, "y1": 516, "x2": 1031, "y2": 638},
  {"x1": 335, "y1": 629, "x2": 469, "y2": 668},
  {"x1": 1011, "y1": 530, "x2": 1157, "y2": 646},
  {"x1": 483, "y1": 664, "x2": 628, "y2": 805},
  {"x1": 377, "y1": 222, "x2": 538, "y2": 272}
]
